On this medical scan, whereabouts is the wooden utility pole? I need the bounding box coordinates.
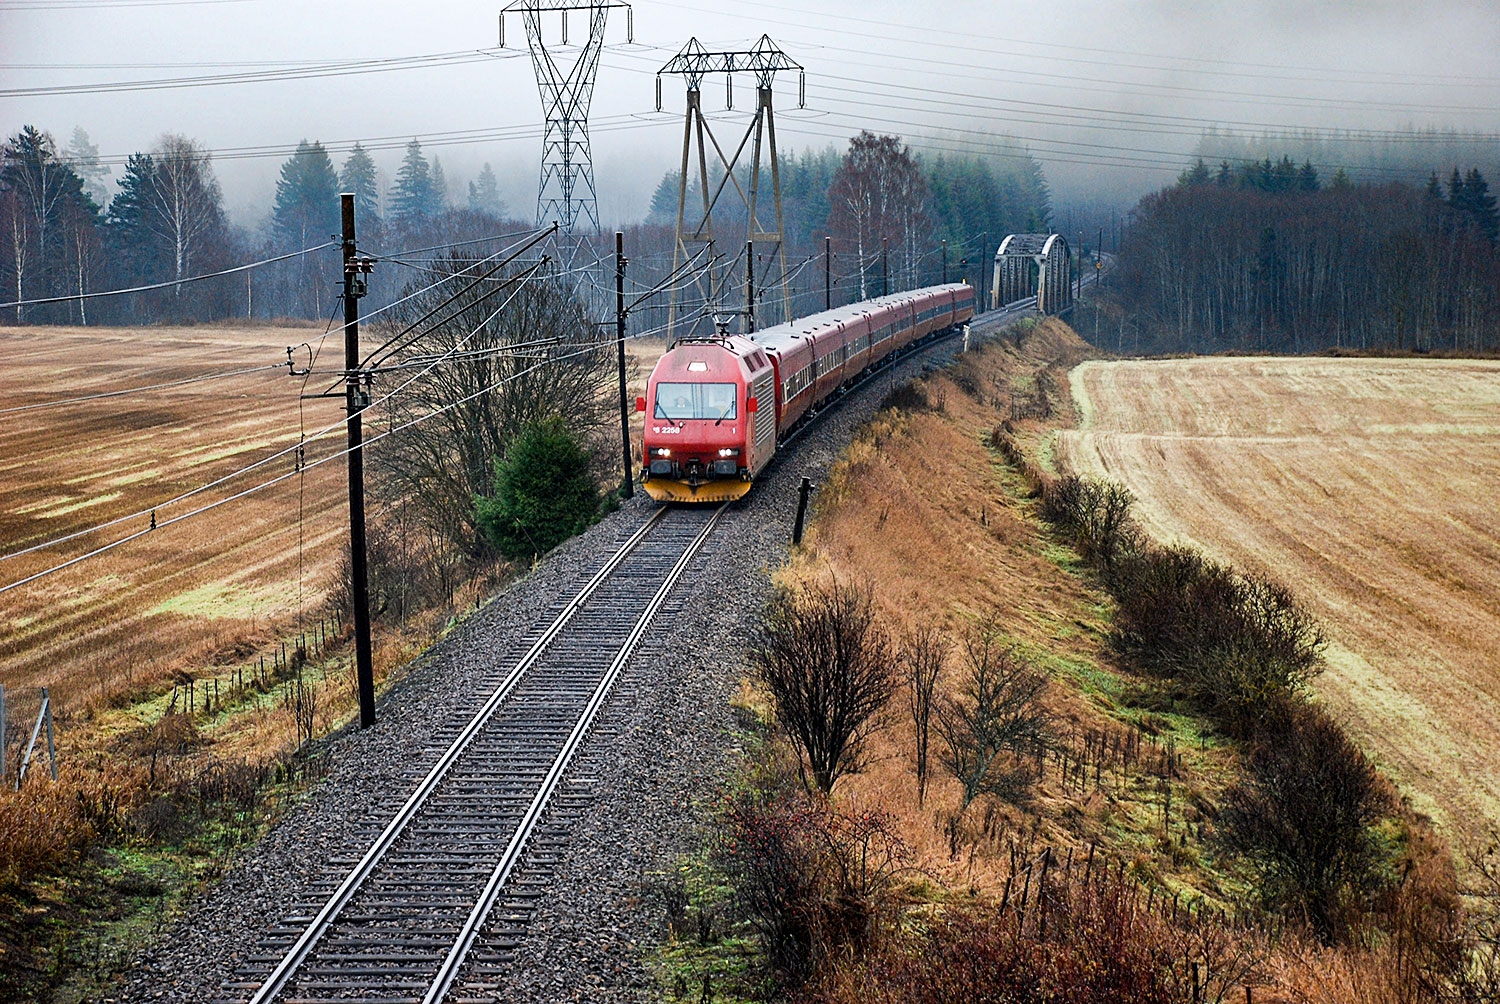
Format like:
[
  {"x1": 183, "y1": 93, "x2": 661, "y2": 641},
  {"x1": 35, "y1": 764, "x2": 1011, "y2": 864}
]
[
  {"x1": 341, "y1": 193, "x2": 376, "y2": 729},
  {"x1": 881, "y1": 237, "x2": 889, "y2": 297},
  {"x1": 941, "y1": 239, "x2": 947, "y2": 284},
  {"x1": 615, "y1": 231, "x2": 633, "y2": 499}
]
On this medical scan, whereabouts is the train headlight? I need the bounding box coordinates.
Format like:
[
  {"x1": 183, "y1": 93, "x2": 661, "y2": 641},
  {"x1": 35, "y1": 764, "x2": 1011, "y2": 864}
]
[
  {"x1": 717, "y1": 448, "x2": 740, "y2": 457},
  {"x1": 651, "y1": 447, "x2": 671, "y2": 458}
]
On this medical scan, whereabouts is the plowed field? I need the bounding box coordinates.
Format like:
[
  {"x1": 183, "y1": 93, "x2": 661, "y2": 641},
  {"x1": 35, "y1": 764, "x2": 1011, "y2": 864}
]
[
  {"x1": 0, "y1": 324, "x2": 346, "y2": 710},
  {"x1": 0, "y1": 324, "x2": 666, "y2": 720},
  {"x1": 1056, "y1": 356, "x2": 1500, "y2": 847}
]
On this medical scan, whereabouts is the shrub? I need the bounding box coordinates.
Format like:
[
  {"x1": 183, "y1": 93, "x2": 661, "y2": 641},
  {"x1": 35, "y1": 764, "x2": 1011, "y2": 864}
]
[
  {"x1": 474, "y1": 417, "x2": 601, "y2": 561},
  {"x1": 714, "y1": 790, "x2": 914, "y2": 988},
  {"x1": 750, "y1": 577, "x2": 895, "y2": 794},
  {"x1": 935, "y1": 627, "x2": 1050, "y2": 809},
  {"x1": 1219, "y1": 699, "x2": 1394, "y2": 943},
  {"x1": 1039, "y1": 475, "x2": 1141, "y2": 582},
  {"x1": 1111, "y1": 546, "x2": 1324, "y2": 729},
  {"x1": 799, "y1": 878, "x2": 1207, "y2": 1004}
]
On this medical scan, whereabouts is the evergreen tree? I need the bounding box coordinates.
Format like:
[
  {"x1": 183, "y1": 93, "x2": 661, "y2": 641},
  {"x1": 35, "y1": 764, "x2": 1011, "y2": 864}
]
[
  {"x1": 1447, "y1": 167, "x2": 1466, "y2": 209},
  {"x1": 1215, "y1": 161, "x2": 1234, "y2": 186},
  {"x1": 474, "y1": 417, "x2": 601, "y2": 560},
  {"x1": 466, "y1": 162, "x2": 505, "y2": 218},
  {"x1": 1425, "y1": 172, "x2": 1445, "y2": 201},
  {"x1": 272, "y1": 140, "x2": 340, "y2": 248},
  {"x1": 64, "y1": 126, "x2": 111, "y2": 206},
  {"x1": 1297, "y1": 160, "x2": 1320, "y2": 192},
  {"x1": 391, "y1": 139, "x2": 436, "y2": 227},
  {"x1": 1178, "y1": 157, "x2": 1212, "y2": 187},
  {"x1": 1463, "y1": 168, "x2": 1498, "y2": 244},
  {"x1": 430, "y1": 156, "x2": 449, "y2": 215},
  {"x1": 645, "y1": 170, "x2": 684, "y2": 227},
  {"x1": 339, "y1": 142, "x2": 380, "y2": 222},
  {"x1": 105, "y1": 152, "x2": 164, "y2": 283},
  {"x1": 1330, "y1": 168, "x2": 1353, "y2": 191}
]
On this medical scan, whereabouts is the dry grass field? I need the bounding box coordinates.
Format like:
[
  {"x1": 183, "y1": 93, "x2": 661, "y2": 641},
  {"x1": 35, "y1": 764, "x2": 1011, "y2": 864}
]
[
  {"x1": 1056, "y1": 356, "x2": 1500, "y2": 850},
  {"x1": 0, "y1": 322, "x2": 348, "y2": 719},
  {"x1": 0, "y1": 324, "x2": 668, "y2": 732}
]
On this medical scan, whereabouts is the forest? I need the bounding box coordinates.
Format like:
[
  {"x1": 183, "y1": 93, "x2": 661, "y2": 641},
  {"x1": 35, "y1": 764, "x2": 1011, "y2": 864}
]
[
  {"x1": 0, "y1": 124, "x2": 1051, "y2": 330},
  {"x1": 1108, "y1": 156, "x2": 1500, "y2": 353}
]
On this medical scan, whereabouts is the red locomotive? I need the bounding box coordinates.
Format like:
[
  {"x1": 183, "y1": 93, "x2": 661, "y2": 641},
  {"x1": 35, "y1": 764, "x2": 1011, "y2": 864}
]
[{"x1": 637, "y1": 283, "x2": 976, "y2": 502}]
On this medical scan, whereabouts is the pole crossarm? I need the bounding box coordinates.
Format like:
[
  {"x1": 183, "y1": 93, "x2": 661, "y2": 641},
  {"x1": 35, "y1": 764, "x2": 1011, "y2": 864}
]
[{"x1": 656, "y1": 34, "x2": 804, "y2": 92}]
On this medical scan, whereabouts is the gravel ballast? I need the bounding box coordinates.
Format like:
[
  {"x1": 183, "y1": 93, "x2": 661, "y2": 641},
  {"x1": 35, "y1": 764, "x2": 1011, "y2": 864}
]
[{"x1": 116, "y1": 313, "x2": 1015, "y2": 1003}]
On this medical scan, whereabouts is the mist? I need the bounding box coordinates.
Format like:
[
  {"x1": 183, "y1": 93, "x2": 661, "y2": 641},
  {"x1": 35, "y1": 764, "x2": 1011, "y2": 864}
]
[{"x1": 3, "y1": 0, "x2": 1497, "y2": 230}]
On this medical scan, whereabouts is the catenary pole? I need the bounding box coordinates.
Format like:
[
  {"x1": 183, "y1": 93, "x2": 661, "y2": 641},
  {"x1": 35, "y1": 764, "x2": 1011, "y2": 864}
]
[
  {"x1": 823, "y1": 235, "x2": 831, "y2": 310},
  {"x1": 745, "y1": 240, "x2": 755, "y2": 333},
  {"x1": 615, "y1": 232, "x2": 634, "y2": 499},
  {"x1": 341, "y1": 193, "x2": 376, "y2": 729}
]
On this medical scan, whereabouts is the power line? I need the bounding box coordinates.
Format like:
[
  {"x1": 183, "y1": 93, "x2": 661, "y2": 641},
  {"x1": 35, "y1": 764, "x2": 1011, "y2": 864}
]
[
  {"x1": 0, "y1": 48, "x2": 519, "y2": 98},
  {"x1": 0, "y1": 362, "x2": 288, "y2": 415},
  {"x1": 0, "y1": 240, "x2": 337, "y2": 311}
]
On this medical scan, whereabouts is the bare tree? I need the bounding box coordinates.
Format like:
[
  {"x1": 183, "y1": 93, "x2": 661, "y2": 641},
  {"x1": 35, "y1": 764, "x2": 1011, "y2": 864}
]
[
  {"x1": 827, "y1": 131, "x2": 930, "y2": 298},
  {"x1": 936, "y1": 625, "x2": 1050, "y2": 809},
  {"x1": 144, "y1": 135, "x2": 224, "y2": 294},
  {"x1": 901, "y1": 624, "x2": 946, "y2": 808},
  {"x1": 371, "y1": 258, "x2": 614, "y2": 555},
  {"x1": 750, "y1": 577, "x2": 895, "y2": 794}
]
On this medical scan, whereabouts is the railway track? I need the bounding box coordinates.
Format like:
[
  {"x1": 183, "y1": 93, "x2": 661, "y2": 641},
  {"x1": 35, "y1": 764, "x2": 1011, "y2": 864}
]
[{"x1": 226, "y1": 502, "x2": 727, "y2": 1004}]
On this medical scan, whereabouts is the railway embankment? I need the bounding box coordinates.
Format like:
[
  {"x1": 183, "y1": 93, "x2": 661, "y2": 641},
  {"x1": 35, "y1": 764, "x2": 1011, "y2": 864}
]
[{"x1": 657, "y1": 319, "x2": 1477, "y2": 1002}]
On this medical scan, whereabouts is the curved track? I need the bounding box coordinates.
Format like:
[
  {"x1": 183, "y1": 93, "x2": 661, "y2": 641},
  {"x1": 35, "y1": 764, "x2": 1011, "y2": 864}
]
[{"x1": 229, "y1": 503, "x2": 726, "y2": 1004}]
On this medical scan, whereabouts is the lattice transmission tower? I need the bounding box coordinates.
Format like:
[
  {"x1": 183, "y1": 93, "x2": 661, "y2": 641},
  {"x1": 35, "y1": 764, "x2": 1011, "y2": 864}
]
[
  {"x1": 657, "y1": 35, "x2": 803, "y2": 338},
  {"x1": 501, "y1": 0, "x2": 631, "y2": 266}
]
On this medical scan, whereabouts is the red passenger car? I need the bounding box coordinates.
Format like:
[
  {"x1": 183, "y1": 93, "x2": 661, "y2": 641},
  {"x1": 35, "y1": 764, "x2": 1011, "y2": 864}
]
[{"x1": 638, "y1": 284, "x2": 975, "y2": 503}]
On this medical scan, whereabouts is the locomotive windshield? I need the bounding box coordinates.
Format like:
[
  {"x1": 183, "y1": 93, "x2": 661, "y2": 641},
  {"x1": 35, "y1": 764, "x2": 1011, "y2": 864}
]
[{"x1": 654, "y1": 382, "x2": 737, "y2": 421}]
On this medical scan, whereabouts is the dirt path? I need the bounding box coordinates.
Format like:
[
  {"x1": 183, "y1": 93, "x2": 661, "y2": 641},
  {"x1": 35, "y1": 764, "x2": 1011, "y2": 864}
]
[{"x1": 1056, "y1": 356, "x2": 1500, "y2": 850}]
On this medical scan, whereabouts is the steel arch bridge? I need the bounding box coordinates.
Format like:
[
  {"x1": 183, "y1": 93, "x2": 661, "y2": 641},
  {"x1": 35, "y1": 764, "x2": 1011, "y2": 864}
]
[{"x1": 992, "y1": 233, "x2": 1073, "y2": 314}]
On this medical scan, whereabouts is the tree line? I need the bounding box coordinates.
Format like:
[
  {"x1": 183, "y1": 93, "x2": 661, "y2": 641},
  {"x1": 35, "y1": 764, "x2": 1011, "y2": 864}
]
[
  {"x1": 0, "y1": 125, "x2": 521, "y2": 326},
  {"x1": 641, "y1": 131, "x2": 1051, "y2": 307},
  {"x1": 1109, "y1": 157, "x2": 1500, "y2": 353}
]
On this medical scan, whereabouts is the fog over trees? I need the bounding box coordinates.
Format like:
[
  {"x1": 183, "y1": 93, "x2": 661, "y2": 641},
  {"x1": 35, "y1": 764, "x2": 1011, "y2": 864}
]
[{"x1": 1108, "y1": 159, "x2": 1500, "y2": 353}]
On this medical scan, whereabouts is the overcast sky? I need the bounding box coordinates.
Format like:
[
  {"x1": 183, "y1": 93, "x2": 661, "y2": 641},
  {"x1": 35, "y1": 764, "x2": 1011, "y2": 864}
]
[{"x1": 4, "y1": 0, "x2": 1498, "y2": 228}]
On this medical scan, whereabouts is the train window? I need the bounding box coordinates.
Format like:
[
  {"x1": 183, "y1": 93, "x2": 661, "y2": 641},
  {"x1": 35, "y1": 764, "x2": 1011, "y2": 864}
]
[{"x1": 655, "y1": 382, "x2": 737, "y2": 421}]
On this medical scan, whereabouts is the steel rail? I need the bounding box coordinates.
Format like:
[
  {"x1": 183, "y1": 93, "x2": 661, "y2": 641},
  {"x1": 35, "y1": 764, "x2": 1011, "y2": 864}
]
[
  {"x1": 423, "y1": 501, "x2": 729, "y2": 1002},
  {"x1": 247, "y1": 504, "x2": 670, "y2": 1004}
]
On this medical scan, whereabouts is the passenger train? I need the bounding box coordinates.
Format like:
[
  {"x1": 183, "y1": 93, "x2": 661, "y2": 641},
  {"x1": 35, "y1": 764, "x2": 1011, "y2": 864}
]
[{"x1": 636, "y1": 283, "x2": 977, "y2": 502}]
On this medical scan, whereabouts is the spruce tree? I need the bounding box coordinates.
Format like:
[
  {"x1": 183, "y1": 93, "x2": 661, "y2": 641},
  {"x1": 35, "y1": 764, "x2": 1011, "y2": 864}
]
[
  {"x1": 429, "y1": 157, "x2": 448, "y2": 216},
  {"x1": 1297, "y1": 160, "x2": 1320, "y2": 192},
  {"x1": 467, "y1": 163, "x2": 505, "y2": 217},
  {"x1": 272, "y1": 140, "x2": 340, "y2": 248},
  {"x1": 391, "y1": 139, "x2": 435, "y2": 227},
  {"x1": 64, "y1": 126, "x2": 111, "y2": 206},
  {"x1": 1463, "y1": 167, "x2": 1498, "y2": 244},
  {"x1": 106, "y1": 152, "x2": 163, "y2": 283},
  {"x1": 339, "y1": 142, "x2": 380, "y2": 222}
]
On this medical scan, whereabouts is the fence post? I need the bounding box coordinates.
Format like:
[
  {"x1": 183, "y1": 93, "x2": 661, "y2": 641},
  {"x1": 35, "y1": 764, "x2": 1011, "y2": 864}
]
[
  {"x1": 0, "y1": 682, "x2": 6, "y2": 779},
  {"x1": 43, "y1": 689, "x2": 56, "y2": 781},
  {"x1": 17, "y1": 687, "x2": 53, "y2": 787}
]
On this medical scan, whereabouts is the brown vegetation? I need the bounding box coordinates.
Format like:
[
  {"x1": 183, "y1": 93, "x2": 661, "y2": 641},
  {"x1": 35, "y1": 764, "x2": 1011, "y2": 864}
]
[{"x1": 676, "y1": 320, "x2": 1475, "y2": 1003}]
